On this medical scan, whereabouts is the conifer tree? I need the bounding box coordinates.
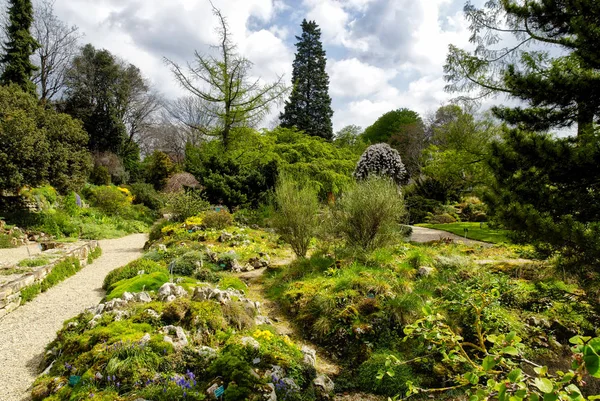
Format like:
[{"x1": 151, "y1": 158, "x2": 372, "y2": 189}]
[
  {"x1": 1, "y1": 0, "x2": 39, "y2": 95},
  {"x1": 280, "y1": 20, "x2": 333, "y2": 140}
]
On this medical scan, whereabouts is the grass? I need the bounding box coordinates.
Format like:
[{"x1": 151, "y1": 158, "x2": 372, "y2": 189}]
[
  {"x1": 417, "y1": 222, "x2": 511, "y2": 244},
  {"x1": 18, "y1": 257, "x2": 51, "y2": 267}
]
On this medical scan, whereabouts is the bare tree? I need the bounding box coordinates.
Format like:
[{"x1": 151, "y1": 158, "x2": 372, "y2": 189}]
[
  {"x1": 164, "y1": 5, "x2": 287, "y2": 149},
  {"x1": 32, "y1": 0, "x2": 83, "y2": 103}
]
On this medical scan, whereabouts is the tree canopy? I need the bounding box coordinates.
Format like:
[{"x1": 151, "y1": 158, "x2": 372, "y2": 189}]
[{"x1": 280, "y1": 19, "x2": 334, "y2": 140}]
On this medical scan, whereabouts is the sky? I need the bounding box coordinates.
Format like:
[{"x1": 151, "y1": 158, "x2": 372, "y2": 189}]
[{"x1": 47, "y1": 0, "x2": 495, "y2": 132}]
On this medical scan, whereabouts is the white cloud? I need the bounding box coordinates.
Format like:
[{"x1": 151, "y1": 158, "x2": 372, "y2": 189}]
[{"x1": 328, "y1": 58, "x2": 396, "y2": 97}]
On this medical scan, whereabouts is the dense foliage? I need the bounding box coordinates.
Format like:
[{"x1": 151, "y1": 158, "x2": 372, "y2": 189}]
[
  {"x1": 0, "y1": 85, "x2": 92, "y2": 192},
  {"x1": 354, "y1": 143, "x2": 408, "y2": 186}
]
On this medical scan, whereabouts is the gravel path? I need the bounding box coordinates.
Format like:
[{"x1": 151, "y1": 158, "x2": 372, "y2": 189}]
[
  {"x1": 0, "y1": 233, "x2": 147, "y2": 401},
  {"x1": 410, "y1": 226, "x2": 491, "y2": 246}
]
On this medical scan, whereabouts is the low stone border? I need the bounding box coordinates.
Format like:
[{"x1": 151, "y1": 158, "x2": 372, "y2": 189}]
[{"x1": 0, "y1": 241, "x2": 99, "y2": 320}]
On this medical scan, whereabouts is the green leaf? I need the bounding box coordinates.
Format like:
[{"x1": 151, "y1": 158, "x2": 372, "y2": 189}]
[
  {"x1": 483, "y1": 355, "x2": 497, "y2": 371},
  {"x1": 502, "y1": 346, "x2": 519, "y2": 356},
  {"x1": 583, "y1": 338, "x2": 600, "y2": 378},
  {"x1": 530, "y1": 395, "x2": 539, "y2": 401},
  {"x1": 534, "y1": 378, "x2": 554, "y2": 393},
  {"x1": 507, "y1": 369, "x2": 523, "y2": 383},
  {"x1": 465, "y1": 372, "x2": 479, "y2": 385},
  {"x1": 469, "y1": 396, "x2": 479, "y2": 401},
  {"x1": 542, "y1": 394, "x2": 558, "y2": 401},
  {"x1": 534, "y1": 366, "x2": 548, "y2": 376}
]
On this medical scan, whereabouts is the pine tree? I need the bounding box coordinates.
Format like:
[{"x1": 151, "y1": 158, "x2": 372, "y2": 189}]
[
  {"x1": 445, "y1": 0, "x2": 600, "y2": 136},
  {"x1": 1, "y1": 0, "x2": 40, "y2": 95},
  {"x1": 280, "y1": 20, "x2": 333, "y2": 140}
]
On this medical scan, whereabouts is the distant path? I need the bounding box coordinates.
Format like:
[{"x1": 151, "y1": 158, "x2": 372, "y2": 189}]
[
  {"x1": 409, "y1": 226, "x2": 491, "y2": 247},
  {"x1": 0, "y1": 243, "x2": 42, "y2": 265},
  {"x1": 0, "y1": 233, "x2": 147, "y2": 401}
]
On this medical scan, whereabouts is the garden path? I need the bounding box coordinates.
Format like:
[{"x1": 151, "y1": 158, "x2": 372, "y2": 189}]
[
  {"x1": 0, "y1": 243, "x2": 43, "y2": 265},
  {"x1": 409, "y1": 225, "x2": 492, "y2": 246},
  {"x1": 0, "y1": 233, "x2": 147, "y2": 401}
]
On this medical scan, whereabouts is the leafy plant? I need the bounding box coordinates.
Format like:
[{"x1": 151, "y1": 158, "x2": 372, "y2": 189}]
[
  {"x1": 203, "y1": 209, "x2": 233, "y2": 230},
  {"x1": 103, "y1": 259, "x2": 166, "y2": 290},
  {"x1": 336, "y1": 176, "x2": 405, "y2": 251},
  {"x1": 272, "y1": 176, "x2": 320, "y2": 258}
]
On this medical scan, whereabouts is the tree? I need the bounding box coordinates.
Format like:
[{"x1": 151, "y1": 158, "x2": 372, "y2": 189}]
[
  {"x1": 165, "y1": 6, "x2": 286, "y2": 150},
  {"x1": 0, "y1": 85, "x2": 91, "y2": 192},
  {"x1": 32, "y1": 0, "x2": 82, "y2": 103},
  {"x1": 334, "y1": 124, "x2": 363, "y2": 148},
  {"x1": 280, "y1": 19, "x2": 334, "y2": 140},
  {"x1": 445, "y1": 0, "x2": 600, "y2": 136},
  {"x1": 63, "y1": 44, "x2": 154, "y2": 178},
  {"x1": 1, "y1": 0, "x2": 39, "y2": 94},
  {"x1": 362, "y1": 108, "x2": 427, "y2": 177}
]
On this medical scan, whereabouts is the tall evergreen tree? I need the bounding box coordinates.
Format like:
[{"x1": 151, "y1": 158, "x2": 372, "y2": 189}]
[
  {"x1": 280, "y1": 20, "x2": 333, "y2": 140},
  {"x1": 1, "y1": 0, "x2": 40, "y2": 95}
]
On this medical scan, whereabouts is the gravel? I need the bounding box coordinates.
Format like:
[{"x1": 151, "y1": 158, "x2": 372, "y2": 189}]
[
  {"x1": 0, "y1": 243, "x2": 43, "y2": 265},
  {"x1": 0, "y1": 233, "x2": 147, "y2": 401}
]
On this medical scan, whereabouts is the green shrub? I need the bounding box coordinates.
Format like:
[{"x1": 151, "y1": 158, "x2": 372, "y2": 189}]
[
  {"x1": 129, "y1": 183, "x2": 165, "y2": 211},
  {"x1": 0, "y1": 233, "x2": 17, "y2": 248},
  {"x1": 203, "y1": 209, "x2": 233, "y2": 229},
  {"x1": 272, "y1": 177, "x2": 320, "y2": 258},
  {"x1": 219, "y1": 276, "x2": 247, "y2": 292},
  {"x1": 165, "y1": 190, "x2": 210, "y2": 221},
  {"x1": 103, "y1": 259, "x2": 166, "y2": 290},
  {"x1": 89, "y1": 164, "x2": 111, "y2": 185},
  {"x1": 426, "y1": 212, "x2": 457, "y2": 224},
  {"x1": 87, "y1": 246, "x2": 102, "y2": 264},
  {"x1": 40, "y1": 257, "x2": 81, "y2": 292},
  {"x1": 149, "y1": 219, "x2": 172, "y2": 242},
  {"x1": 357, "y1": 352, "x2": 415, "y2": 396},
  {"x1": 106, "y1": 271, "x2": 169, "y2": 300},
  {"x1": 336, "y1": 177, "x2": 406, "y2": 251},
  {"x1": 62, "y1": 191, "x2": 80, "y2": 217},
  {"x1": 171, "y1": 251, "x2": 204, "y2": 277},
  {"x1": 88, "y1": 186, "x2": 133, "y2": 215},
  {"x1": 143, "y1": 150, "x2": 176, "y2": 190}
]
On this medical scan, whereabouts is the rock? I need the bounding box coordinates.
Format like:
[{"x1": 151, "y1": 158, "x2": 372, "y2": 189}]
[
  {"x1": 526, "y1": 316, "x2": 551, "y2": 329},
  {"x1": 241, "y1": 336, "x2": 260, "y2": 350},
  {"x1": 113, "y1": 310, "x2": 130, "y2": 321},
  {"x1": 249, "y1": 256, "x2": 269, "y2": 269},
  {"x1": 158, "y1": 283, "x2": 188, "y2": 301},
  {"x1": 313, "y1": 374, "x2": 335, "y2": 399},
  {"x1": 140, "y1": 333, "x2": 151, "y2": 345},
  {"x1": 94, "y1": 304, "x2": 105, "y2": 315},
  {"x1": 219, "y1": 232, "x2": 233, "y2": 242},
  {"x1": 122, "y1": 292, "x2": 134, "y2": 302},
  {"x1": 88, "y1": 314, "x2": 102, "y2": 328},
  {"x1": 158, "y1": 244, "x2": 168, "y2": 252},
  {"x1": 417, "y1": 266, "x2": 434, "y2": 277},
  {"x1": 197, "y1": 346, "x2": 218, "y2": 361},
  {"x1": 255, "y1": 315, "x2": 272, "y2": 325},
  {"x1": 134, "y1": 292, "x2": 152, "y2": 303},
  {"x1": 145, "y1": 309, "x2": 161, "y2": 320},
  {"x1": 161, "y1": 325, "x2": 188, "y2": 349},
  {"x1": 264, "y1": 383, "x2": 277, "y2": 401},
  {"x1": 104, "y1": 298, "x2": 127, "y2": 311},
  {"x1": 230, "y1": 259, "x2": 243, "y2": 273},
  {"x1": 301, "y1": 346, "x2": 317, "y2": 367}
]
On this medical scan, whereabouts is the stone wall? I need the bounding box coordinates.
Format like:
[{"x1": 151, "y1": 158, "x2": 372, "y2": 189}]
[{"x1": 0, "y1": 241, "x2": 99, "y2": 320}]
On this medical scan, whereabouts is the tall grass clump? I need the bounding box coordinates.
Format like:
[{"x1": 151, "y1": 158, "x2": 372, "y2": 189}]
[
  {"x1": 272, "y1": 177, "x2": 320, "y2": 258},
  {"x1": 337, "y1": 176, "x2": 405, "y2": 251}
]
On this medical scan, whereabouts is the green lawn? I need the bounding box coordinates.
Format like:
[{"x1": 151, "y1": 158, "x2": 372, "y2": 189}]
[{"x1": 416, "y1": 222, "x2": 512, "y2": 244}]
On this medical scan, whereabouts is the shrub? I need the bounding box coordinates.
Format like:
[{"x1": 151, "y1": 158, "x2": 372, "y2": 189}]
[
  {"x1": 170, "y1": 251, "x2": 204, "y2": 277},
  {"x1": 426, "y1": 212, "x2": 457, "y2": 224},
  {"x1": 18, "y1": 257, "x2": 50, "y2": 267},
  {"x1": 62, "y1": 191, "x2": 80, "y2": 217},
  {"x1": 357, "y1": 352, "x2": 414, "y2": 396},
  {"x1": 20, "y1": 283, "x2": 41, "y2": 304},
  {"x1": 105, "y1": 271, "x2": 169, "y2": 300},
  {"x1": 165, "y1": 190, "x2": 210, "y2": 222},
  {"x1": 203, "y1": 209, "x2": 233, "y2": 230},
  {"x1": 88, "y1": 186, "x2": 133, "y2": 215},
  {"x1": 143, "y1": 151, "x2": 176, "y2": 190},
  {"x1": 103, "y1": 259, "x2": 166, "y2": 290},
  {"x1": 272, "y1": 177, "x2": 320, "y2": 258},
  {"x1": 354, "y1": 143, "x2": 408, "y2": 186},
  {"x1": 149, "y1": 219, "x2": 172, "y2": 242},
  {"x1": 41, "y1": 258, "x2": 81, "y2": 292},
  {"x1": 89, "y1": 164, "x2": 111, "y2": 185},
  {"x1": 129, "y1": 183, "x2": 164, "y2": 211},
  {"x1": 337, "y1": 177, "x2": 406, "y2": 251}
]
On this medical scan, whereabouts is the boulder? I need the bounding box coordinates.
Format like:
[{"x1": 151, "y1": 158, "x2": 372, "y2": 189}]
[
  {"x1": 158, "y1": 283, "x2": 188, "y2": 301},
  {"x1": 313, "y1": 374, "x2": 334, "y2": 400},
  {"x1": 219, "y1": 232, "x2": 233, "y2": 242},
  {"x1": 197, "y1": 346, "x2": 218, "y2": 361},
  {"x1": 241, "y1": 336, "x2": 260, "y2": 350},
  {"x1": 417, "y1": 266, "x2": 434, "y2": 277},
  {"x1": 161, "y1": 325, "x2": 188, "y2": 349},
  {"x1": 134, "y1": 292, "x2": 152, "y2": 303},
  {"x1": 301, "y1": 346, "x2": 317, "y2": 367},
  {"x1": 255, "y1": 315, "x2": 272, "y2": 325}
]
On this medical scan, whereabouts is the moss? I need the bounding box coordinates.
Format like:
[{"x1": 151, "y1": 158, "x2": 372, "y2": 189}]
[
  {"x1": 87, "y1": 246, "x2": 102, "y2": 264},
  {"x1": 18, "y1": 257, "x2": 50, "y2": 267},
  {"x1": 40, "y1": 257, "x2": 81, "y2": 292},
  {"x1": 105, "y1": 271, "x2": 169, "y2": 300},
  {"x1": 103, "y1": 259, "x2": 166, "y2": 290},
  {"x1": 21, "y1": 283, "x2": 41, "y2": 304},
  {"x1": 219, "y1": 275, "x2": 247, "y2": 292}
]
